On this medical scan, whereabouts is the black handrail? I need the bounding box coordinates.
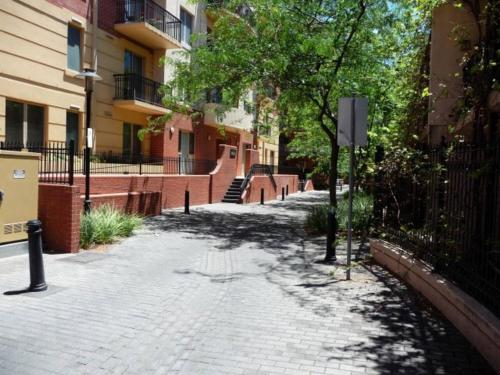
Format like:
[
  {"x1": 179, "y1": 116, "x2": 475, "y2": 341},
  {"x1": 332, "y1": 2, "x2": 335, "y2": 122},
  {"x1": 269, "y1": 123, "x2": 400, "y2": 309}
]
[
  {"x1": 241, "y1": 163, "x2": 277, "y2": 192},
  {"x1": 114, "y1": 73, "x2": 163, "y2": 107},
  {"x1": 116, "y1": 0, "x2": 181, "y2": 42}
]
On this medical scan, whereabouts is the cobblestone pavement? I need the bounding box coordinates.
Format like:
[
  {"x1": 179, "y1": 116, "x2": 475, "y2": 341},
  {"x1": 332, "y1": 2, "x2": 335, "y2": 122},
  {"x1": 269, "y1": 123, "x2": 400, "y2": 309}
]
[{"x1": 0, "y1": 191, "x2": 494, "y2": 375}]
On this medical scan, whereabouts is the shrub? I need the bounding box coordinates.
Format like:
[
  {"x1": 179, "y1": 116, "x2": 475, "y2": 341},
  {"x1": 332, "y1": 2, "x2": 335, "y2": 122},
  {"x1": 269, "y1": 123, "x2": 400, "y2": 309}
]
[
  {"x1": 305, "y1": 192, "x2": 373, "y2": 235},
  {"x1": 80, "y1": 204, "x2": 143, "y2": 249}
]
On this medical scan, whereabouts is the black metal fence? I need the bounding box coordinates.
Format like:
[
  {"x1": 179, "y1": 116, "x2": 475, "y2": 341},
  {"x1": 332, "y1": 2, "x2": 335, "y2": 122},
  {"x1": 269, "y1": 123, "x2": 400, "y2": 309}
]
[
  {"x1": 114, "y1": 73, "x2": 163, "y2": 107},
  {"x1": 0, "y1": 141, "x2": 217, "y2": 184},
  {"x1": 116, "y1": 0, "x2": 181, "y2": 42},
  {"x1": 0, "y1": 141, "x2": 75, "y2": 185},
  {"x1": 73, "y1": 152, "x2": 216, "y2": 176},
  {"x1": 375, "y1": 143, "x2": 500, "y2": 316}
]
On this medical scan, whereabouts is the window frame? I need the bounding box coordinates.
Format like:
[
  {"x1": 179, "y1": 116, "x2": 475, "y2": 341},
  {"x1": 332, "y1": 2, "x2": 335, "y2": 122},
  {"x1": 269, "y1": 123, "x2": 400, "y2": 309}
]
[
  {"x1": 180, "y1": 8, "x2": 193, "y2": 46},
  {"x1": 66, "y1": 111, "x2": 80, "y2": 151},
  {"x1": 5, "y1": 99, "x2": 45, "y2": 146},
  {"x1": 67, "y1": 23, "x2": 83, "y2": 72}
]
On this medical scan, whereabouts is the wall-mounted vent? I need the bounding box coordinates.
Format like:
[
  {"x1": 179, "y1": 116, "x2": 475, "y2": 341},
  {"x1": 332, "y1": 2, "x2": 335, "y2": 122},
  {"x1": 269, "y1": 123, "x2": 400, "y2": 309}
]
[{"x1": 3, "y1": 222, "x2": 26, "y2": 235}]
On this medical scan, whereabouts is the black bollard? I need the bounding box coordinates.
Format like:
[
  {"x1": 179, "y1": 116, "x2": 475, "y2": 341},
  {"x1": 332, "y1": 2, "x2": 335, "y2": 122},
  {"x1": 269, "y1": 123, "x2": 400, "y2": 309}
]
[
  {"x1": 301, "y1": 180, "x2": 305, "y2": 193},
  {"x1": 282, "y1": 187, "x2": 285, "y2": 201},
  {"x1": 260, "y1": 188, "x2": 264, "y2": 205},
  {"x1": 27, "y1": 220, "x2": 47, "y2": 292},
  {"x1": 184, "y1": 191, "x2": 190, "y2": 214},
  {"x1": 286, "y1": 185, "x2": 289, "y2": 196},
  {"x1": 325, "y1": 209, "x2": 337, "y2": 262}
]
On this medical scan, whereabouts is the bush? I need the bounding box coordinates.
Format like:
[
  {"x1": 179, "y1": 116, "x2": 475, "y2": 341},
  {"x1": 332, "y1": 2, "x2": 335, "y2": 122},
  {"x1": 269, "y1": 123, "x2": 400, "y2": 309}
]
[
  {"x1": 80, "y1": 204, "x2": 143, "y2": 249},
  {"x1": 305, "y1": 192, "x2": 373, "y2": 235}
]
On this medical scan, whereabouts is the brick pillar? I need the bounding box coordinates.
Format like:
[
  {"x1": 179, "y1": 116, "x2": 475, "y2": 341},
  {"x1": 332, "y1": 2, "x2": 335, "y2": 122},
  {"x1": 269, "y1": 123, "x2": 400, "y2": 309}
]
[{"x1": 209, "y1": 144, "x2": 238, "y2": 203}]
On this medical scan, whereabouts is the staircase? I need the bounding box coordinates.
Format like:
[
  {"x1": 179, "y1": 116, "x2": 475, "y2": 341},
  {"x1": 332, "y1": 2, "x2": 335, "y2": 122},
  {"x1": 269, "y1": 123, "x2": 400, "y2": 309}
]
[{"x1": 222, "y1": 177, "x2": 244, "y2": 203}]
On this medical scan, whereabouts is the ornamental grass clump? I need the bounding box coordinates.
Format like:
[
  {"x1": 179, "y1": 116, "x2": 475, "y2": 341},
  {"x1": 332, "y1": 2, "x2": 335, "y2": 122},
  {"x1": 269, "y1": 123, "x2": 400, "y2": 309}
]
[
  {"x1": 305, "y1": 192, "x2": 373, "y2": 235},
  {"x1": 80, "y1": 204, "x2": 142, "y2": 249}
]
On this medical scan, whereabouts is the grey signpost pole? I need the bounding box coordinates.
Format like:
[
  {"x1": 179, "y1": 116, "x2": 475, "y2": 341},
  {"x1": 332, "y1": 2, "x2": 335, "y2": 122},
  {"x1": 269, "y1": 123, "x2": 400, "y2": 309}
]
[
  {"x1": 338, "y1": 97, "x2": 368, "y2": 281},
  {"x1": 346, "y1": 98, "x2": 356, "y2": 281}
]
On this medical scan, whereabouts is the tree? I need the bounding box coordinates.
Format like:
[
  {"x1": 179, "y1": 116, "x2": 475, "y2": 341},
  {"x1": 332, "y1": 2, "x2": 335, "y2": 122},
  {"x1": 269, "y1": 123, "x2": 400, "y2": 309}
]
[{"x1": 156, "y1": 0, "x2": 438, "y2": 261}]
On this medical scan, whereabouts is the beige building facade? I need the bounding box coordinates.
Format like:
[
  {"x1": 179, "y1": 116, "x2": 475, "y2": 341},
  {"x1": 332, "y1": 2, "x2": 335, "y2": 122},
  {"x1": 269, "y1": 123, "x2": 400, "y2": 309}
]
[{"x1": 0, "y1": 0, "x2": 270, "y2": 170}]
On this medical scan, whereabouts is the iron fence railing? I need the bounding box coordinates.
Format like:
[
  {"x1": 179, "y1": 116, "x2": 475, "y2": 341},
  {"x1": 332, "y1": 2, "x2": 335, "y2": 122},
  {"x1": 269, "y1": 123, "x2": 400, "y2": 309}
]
[
  {"x1": 73, "y1": 152, "x2": 216, "y2": 176},
  {"x1": 114, "y1": 73, "x2": 163, "y2": 107},
  {"x1": 374, "y1": 143, "x2": 500, "y2": 316},
  {"x1": 241, "y1": 164, "x2": 276, "y2": 192},
  {"x1": 116, "y1": 0, "x2": 181, "y2": 42},
  {"x1": 0, "y1": 141, "x2": 217, "y2": 184},
  {"x1": 0, "y1": 141, "x2": 74, "y2": 185}
]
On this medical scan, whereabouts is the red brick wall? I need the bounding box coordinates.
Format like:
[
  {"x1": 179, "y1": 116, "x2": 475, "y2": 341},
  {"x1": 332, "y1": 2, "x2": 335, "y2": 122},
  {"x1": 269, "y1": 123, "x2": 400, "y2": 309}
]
[
  {"x1": 73, "y1": 174, "x2": 211, "y2": 209},
  {"x1": 38, "y1": 184, "x2": 81, "y2": 253},
  {"x1": 91, "y1": 191, "x2": 161, "y2": 215},
  {"x1": 98, "y1": 0, "x2": 117, "y2": 35},
  {"x1": 243, "y1": 175, "x2": 299, "y2": 204},
  {"x1": 305, "y1": 179, "x2": 315, "y2": 191},
  {"x1": 210, "y1": 144, "x2": 238, "y2": 203},
  {"x1": 245, "y1": 149, "x2": 260, "y2": 175},
  {"x1": 47, "y1": 0, "x2": 91, "y2": 19}
]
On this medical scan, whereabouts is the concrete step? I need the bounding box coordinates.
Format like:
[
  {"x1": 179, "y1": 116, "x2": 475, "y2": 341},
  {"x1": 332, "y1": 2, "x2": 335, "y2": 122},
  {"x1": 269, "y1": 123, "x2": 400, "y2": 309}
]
[{"x1": 222, "y1": 199, "x2": 241, "y2": 204}]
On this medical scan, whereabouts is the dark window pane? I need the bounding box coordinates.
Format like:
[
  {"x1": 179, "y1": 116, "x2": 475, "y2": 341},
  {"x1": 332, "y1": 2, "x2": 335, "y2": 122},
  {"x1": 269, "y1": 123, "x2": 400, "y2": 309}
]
[
  {"x1": 27, "y1": 104, "x2": 44, "y2": 145},
  {"x1": 132, "y1": 125, "x2": 141, "y2": 156},
  {"x1": 66, "y1": 112, "x2": 79, "y2": 150},
  {"x1": 124, "y1": 50, "x2": 143, "y2": 75},
  {"x1": 180, "y1": 9, "x2": 192, "y2": 45},
  {"x1": 67, "y1": 25, "x2": 81, "y2": 71},
  {"x1": 5, "y1": 100, "x2": 23, "y2": 144},
  {"x1": 189, "y1": 133, "x2": 194, "y2": 154},
  {"x1": 123, "y1": 123, "x2": 131, "y2": 157}
]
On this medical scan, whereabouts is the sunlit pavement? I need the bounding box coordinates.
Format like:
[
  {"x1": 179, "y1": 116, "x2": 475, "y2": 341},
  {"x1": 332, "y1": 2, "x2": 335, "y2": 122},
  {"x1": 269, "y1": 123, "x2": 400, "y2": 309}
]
[{"x1": 0, "y1": 191, "x2": 493, "y2": 374}]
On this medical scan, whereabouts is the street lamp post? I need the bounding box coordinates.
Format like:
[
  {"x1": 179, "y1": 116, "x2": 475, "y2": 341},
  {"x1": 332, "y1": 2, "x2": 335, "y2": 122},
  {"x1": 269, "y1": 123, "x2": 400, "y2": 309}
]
[{"x1": 76, "y1": 68, "x2": 102, "y2": 213}]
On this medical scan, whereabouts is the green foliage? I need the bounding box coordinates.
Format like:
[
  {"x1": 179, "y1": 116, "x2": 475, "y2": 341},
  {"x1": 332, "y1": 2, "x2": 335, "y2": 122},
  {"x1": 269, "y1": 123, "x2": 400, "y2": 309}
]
[
  {"x1": 80, "y1": 205, "x2": 143, "y2": 249},
  {"x1": 305, "y1": 192, "x2": 374, "y2": 235}
]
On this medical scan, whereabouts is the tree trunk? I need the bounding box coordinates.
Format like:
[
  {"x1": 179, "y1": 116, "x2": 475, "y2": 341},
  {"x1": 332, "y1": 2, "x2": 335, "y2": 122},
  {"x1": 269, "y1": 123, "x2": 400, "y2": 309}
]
[{"x1": 325, "y1": 139, "x2": 339, "y2": 262}]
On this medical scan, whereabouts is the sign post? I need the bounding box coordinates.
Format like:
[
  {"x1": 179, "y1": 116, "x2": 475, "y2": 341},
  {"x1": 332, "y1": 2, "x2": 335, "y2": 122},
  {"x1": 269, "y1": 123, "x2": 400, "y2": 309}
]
[{"x1": 338, "y1": 97, "x2": 368, "y2": 280}]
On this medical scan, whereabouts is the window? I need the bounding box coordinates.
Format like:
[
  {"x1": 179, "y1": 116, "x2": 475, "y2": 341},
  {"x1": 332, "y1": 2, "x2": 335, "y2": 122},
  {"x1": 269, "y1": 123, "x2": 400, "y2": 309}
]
[
  {"x1": 67, "y1": 25, "x2": 81, "y2": 71},
  {"x1": 180, "y1": 8, "x2": 193, "y2": 45},
  {"x1": 178, "y1": 131, "x2": 195, "y2": 155},
  {"x1": 5, "y1": 100, "x2": 44, "y2": 145},
  {"x1": 66, "y1": 112, "x2": 79, "y2": 150},
  {"x1": 123, "y1": 123, "x2": 141, "y2": 157},
  {"x1": 124, "y1": 50, "x2": 143, "y2": 75}
]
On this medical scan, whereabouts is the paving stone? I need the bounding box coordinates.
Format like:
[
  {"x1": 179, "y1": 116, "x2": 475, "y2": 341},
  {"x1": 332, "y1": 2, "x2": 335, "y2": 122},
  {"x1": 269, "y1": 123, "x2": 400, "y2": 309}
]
[{"x1": 0, "y1": 192, "x2": 494, "y2": 374}]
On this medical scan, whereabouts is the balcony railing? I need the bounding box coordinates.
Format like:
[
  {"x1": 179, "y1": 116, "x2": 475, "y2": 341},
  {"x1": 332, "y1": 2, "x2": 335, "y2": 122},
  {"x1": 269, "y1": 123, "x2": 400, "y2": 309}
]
[
  {"x1": 114, "y1": 73, "x2": 163, "y2": 107},
  {"x1": 116, "y1": 0, "x2": 181, "y2": 42}
]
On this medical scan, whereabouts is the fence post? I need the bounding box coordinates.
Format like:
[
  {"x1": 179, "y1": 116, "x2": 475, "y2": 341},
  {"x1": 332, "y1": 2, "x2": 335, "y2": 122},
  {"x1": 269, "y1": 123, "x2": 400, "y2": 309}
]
[
  {"x1": 286, "y1": 185, "x2": 289, "y2": 196},
  {"x1": 260, "y1": 188, "x2": 264, "y2": 205},
  {"x1": 282, "y1": 187, "x2": 285, "y2": 201},
  {"x1": 139, "y1": 154, "x2": 143, "y2": 175},
  {"x1": 68, "y1": 140, "x2": 74, "y2": 186}
]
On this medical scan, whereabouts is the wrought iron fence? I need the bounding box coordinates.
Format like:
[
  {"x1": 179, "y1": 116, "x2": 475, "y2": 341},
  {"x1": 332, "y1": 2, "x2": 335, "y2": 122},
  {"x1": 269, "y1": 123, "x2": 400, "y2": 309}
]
[
  {"x1": 1, "y1": 141, "x2": 217, "y2": 184},
  {"x1": 0, "y1": 141, "x2": 74, "y2": 185},
  {"x1": 116, "y1": 0, "x2": 181, "y2": 42},
  {"x1": 374, "y1": 143, "x2": 500, "y2": 316},
  {"x1": 114, "y1": 73, "x2": 163, "y2": 107},
  {"x1": 73, "y1": 152, "x2": 216, "y2": 176}
]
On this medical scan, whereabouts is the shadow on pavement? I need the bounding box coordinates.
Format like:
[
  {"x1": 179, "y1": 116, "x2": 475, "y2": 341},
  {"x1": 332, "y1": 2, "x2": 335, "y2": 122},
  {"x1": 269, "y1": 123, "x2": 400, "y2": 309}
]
[{"x1": 147, "y1": 191, "x2": 494, "y2": 374}]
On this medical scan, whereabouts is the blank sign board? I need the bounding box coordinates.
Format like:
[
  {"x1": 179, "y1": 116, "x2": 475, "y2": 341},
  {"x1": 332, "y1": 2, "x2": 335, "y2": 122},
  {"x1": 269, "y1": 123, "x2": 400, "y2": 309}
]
[{"x1": 337, "y1": 97, "x2": 368, "y2": 146}]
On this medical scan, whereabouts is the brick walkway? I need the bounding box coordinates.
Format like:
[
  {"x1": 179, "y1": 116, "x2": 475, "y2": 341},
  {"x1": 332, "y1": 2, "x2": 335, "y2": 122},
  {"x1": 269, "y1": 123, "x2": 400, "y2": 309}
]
[{"x1": 0, "y1": 191, "x2": 493, "y2": 375}]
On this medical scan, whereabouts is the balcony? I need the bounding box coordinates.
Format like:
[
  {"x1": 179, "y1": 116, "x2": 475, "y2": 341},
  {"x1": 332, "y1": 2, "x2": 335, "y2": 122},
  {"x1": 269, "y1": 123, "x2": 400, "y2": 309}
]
[
  {"x1": 115, "y1": 0, "x2": 182, "y2": 49},
  {"x1": 113, "y1": 73, "x2": 169, "y2": 115}
]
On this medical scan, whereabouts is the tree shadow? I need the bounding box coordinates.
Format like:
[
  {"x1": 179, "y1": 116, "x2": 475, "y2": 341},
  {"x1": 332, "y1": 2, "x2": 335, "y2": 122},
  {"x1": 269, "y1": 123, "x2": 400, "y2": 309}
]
[{"x1": 146, "y1": 192, "x2": 494, "y2": 374}]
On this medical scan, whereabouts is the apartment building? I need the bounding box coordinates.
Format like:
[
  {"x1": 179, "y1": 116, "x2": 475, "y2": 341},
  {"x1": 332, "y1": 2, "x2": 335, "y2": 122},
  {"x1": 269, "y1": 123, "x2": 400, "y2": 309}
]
[
  {"x1": 426, "y1": 0, "x2": 499, "y2": 144},
  {"x1": 0, "y1": 0, "x2": 278, "y2": 176}
]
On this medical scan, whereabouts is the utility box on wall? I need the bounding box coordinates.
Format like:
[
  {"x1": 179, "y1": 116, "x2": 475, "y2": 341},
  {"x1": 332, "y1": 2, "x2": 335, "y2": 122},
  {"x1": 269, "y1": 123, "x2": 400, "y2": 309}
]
[{"x1": 0, "y1": 150, "x2": 39, "y2": 244}]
